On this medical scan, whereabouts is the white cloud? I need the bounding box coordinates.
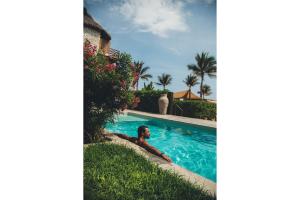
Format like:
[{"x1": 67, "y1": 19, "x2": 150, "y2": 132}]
[
  {"x1": 168, "y1": 47, "x2": 181, "y2": 55},
  {"x1": 113, "y1": 0, "x2": 189, "y2": 37}
]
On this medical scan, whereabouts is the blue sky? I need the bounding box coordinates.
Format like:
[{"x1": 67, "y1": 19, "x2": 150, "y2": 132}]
[{"x1": 85, "y1": 0, "x2": 216, "y2": 100}]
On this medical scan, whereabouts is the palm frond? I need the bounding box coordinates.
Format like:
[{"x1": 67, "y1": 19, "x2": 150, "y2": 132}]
[
  {"x1": 187, "y1": 64, "x2": 198, "y2": 71},
  {"x1": 188, "y1": 52, "x2": 217, "y2": 90},
  {"x1": 202, "y1": 84, "x2": 212, "y2": 96},
  {"x1": 183, "y1": 74, "x2": 199, "y2": 87},
  {"x1": 157, "y1": 73, "x2": 172, "y2": 88},
  {"x1": 207, "y1": 73, "x2": 216, "y2": 79},
  {"x1": 140, "y1": 66, "x2": 150, "y2": 75},
  {"x1": 141, "y1": 74, "x2": 152, "y2": 80}
]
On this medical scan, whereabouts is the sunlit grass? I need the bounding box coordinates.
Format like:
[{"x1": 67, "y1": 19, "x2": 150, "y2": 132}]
[{"x1": 84, "y1": 143, "x2": 215, "y2": 200}]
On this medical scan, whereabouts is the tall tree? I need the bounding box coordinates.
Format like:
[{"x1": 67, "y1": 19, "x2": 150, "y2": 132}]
[
  {"x1": 187, "y1": 52, "x2": 216, "y2": 98},
  {"x1": 156, "y1": 73, "x2": 172, "y2": 90},
  {"x1": 201, "y1": 84, "x2": 212, "y2": 100},
  {"x1": 133, "y1": 61, "x2": 152, "y2": 90},
  {"x1": 183, "y1": 74, "x2": 199, "y2": 99}
]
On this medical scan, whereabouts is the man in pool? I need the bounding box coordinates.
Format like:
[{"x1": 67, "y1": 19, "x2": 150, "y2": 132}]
[{"x1": 114, "y1": 125, "x2": 172, "y2": 163}]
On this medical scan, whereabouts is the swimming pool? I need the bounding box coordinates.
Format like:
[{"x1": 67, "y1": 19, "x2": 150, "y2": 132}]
[{"x1": 105, "y1": 113, "x2": 216, "y2": 182}]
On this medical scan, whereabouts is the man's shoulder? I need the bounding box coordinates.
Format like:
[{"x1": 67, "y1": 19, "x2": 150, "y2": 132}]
[{"x1": 127, "y1": 136, "x2": 139, "y2": 143}]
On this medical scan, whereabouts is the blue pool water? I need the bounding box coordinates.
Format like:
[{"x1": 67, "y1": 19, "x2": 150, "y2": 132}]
[{"x1": 105, "y1": 113, "x2": 216, "y2": 182}]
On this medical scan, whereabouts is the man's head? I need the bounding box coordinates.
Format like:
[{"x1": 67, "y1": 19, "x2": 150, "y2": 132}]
[{"x1": 138, "y1": 125, "x2": 150, "y2": 139}]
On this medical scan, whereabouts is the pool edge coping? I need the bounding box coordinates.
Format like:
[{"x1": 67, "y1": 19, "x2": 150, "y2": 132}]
[{"x1": 124, "y1": 109, "x2": 216, "y2": 129}]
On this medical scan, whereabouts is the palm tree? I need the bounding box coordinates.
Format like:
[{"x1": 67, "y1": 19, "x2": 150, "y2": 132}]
[
  {"x1": 187, "y1": 52, "x2": 216, "y2": 98},
  {"x1": 133, "y1": 61, "x2": 152, "y2": 90},
  {"x1": 201, "y1": 84, "x2": 212, "y2": 100},
  {"x1": 156, "y1": 73, "x2": 172, "y2": 90},
  {"x1": 183, "y1": 74, "x2": 199, "y2": 99}
]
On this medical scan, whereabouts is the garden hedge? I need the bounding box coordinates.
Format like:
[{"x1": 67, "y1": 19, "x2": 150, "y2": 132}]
[
  {"x1": 173, "y1": 100, "x2": 216, "y2": 121},
  {"x1": 133, "y1": 90, "x2": 216, "y2": 120}
]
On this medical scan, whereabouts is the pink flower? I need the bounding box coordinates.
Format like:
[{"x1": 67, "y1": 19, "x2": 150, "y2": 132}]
[
  {"x1": 105, "y1": 63, "x2": 116, "y2": 72},
  {"x1": 84, "y1": 40, "x2": 97, "y2": 59}
]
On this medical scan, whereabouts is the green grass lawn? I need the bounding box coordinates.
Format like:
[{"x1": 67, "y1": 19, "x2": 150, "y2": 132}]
[{"x1": 84, "y1": 143, "x2": 216, "y2": 200}]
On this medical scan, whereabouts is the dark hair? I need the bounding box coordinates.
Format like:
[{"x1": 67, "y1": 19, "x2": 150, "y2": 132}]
[{"x1": 138, "y1": 125, "x2": 148, "y2": 138}]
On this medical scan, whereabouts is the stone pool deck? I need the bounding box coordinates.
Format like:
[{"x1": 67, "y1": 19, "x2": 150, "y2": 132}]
[
  {"x1": 101, "y1": 134, "x2": 216, "y2": 195},
  {"x1": 124, "y1": 109, "x2": 216, "y2": 128}
]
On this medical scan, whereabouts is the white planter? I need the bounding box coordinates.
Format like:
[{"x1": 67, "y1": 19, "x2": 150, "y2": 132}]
[{"x1": 158, "y1": 93, "x2": 169, "y2": 115}]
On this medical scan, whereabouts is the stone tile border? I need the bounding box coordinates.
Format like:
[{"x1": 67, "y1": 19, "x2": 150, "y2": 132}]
[
  {"x1": 93, "y1": 134, "x2": 216, "y2": 195},
  {"x1": 124, "y1": 109, "x2": 216, "y2": 128}
]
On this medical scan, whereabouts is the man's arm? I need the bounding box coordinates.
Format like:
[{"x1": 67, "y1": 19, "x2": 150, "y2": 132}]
[
  {"x1": 114, "y1": 133, "x2": 130, "y2": 139},
  {"x1": 114, "y1": 133, "x2": 172, "y2": 162},
  {"x1": 143, "y1": 144, "x2": 172, "y2": 162},
  {"x1": 113, "y1": 133, "x2": 137, "y2": 143}
]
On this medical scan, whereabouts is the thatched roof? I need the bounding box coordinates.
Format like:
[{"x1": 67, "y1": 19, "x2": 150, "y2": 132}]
[
  {"x1": 84, "y1": 8, "x2": 111, "y2": 40},
  {"x1": 173, "y1": 90, "x2": 201, "y2": 100}
]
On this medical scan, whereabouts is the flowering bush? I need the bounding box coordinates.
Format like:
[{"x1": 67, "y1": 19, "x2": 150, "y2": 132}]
[{"x1": 84, "y1": 40, "x2": 136, "y2": 143}]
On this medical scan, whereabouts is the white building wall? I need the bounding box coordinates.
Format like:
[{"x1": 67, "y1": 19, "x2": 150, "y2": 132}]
[{"x1": 84, "y1": 27, "x2": 101, "y2": 50}]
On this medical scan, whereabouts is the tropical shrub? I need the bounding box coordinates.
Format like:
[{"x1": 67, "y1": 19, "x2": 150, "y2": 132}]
[
  {"x1": 174, "y1": 100, "x2": 216, "y2": 120},
  {"x1": 84, "y1": 40, "x2": 136, "y2": 143},
  {"x1": 142, "y1": 81, "x2": 155, "y2": 91}
]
